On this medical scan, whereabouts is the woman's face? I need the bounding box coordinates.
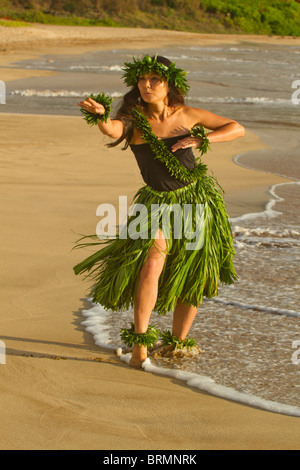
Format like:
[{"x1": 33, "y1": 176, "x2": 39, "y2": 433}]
[{"x1": 138, "y1": 72, "x2": 169, "y2": 104}]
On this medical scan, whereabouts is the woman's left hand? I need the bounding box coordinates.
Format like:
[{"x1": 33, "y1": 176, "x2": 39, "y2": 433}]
[{"x1": 171, "y1": 136, "x2": 203, "y2": 152}]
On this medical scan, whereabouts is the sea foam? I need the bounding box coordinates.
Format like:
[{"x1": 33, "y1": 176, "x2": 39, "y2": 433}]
[
  {"x1": 10, "y1": 89, "x2": 123, "y2": 98},
  {"x1": 80, "y1": 301, "x2": 300, "y2": 418}
]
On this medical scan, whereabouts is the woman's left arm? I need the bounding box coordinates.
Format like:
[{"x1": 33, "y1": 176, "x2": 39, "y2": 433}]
[
  {"x1": 196, "y1": 107, "x2": 245, "y2": 143},
  {"x1": 172, "y1": 107, "x2": 245, "y2": 152}
]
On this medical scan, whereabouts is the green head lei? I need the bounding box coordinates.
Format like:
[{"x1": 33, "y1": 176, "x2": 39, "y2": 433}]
[{"x1": 122, "y1": 54, "x2": 190, "y2": 95}]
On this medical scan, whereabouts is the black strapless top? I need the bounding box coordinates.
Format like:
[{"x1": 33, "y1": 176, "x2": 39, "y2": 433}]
[{"x1": 130, "y1": 134, "x2": 195, "y2": 192}]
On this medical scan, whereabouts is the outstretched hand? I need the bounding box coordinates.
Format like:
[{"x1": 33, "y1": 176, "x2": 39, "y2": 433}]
[
  {"x1": 77, "y1": 97, "x2": 105, "y2": 116},
  {"x1": 171, "y1": 136, "x2": 203, "y2": 152}
]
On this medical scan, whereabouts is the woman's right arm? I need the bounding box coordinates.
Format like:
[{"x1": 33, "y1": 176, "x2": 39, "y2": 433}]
[{"x1": 77, "y1": 97, "x2": 124, "y2": 139}]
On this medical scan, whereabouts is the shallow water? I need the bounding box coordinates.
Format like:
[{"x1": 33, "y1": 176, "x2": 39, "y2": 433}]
[{"x1": 2, "y1": 42, "x2": 300, "y2": 126}]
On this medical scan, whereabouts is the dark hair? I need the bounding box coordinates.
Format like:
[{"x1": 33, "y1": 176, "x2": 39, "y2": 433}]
[{"x1": 107, "y1": 56, "x2": 185, "y2": 149}]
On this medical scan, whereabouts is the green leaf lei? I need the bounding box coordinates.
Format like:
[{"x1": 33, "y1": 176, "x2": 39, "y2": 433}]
[
  {"x1": 120, "y1": 323, "x2": 160, "y2": 348},
  {"x1": 122, "y1": 54, "x2": 190, "y2": 95},
  {"x1": 132, "y1": 108, "x2": 209, "y2": 184},
  {"x1": 80, "y1": 92, "x2": 113, "y2": 126},
  {"x1": 160, "y1": 330, "x2": 197, "y2": 350}
]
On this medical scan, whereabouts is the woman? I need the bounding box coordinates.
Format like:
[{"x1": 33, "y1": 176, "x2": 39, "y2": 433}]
[{"x1": 74, "y1": 55, "x2": 245, "y2": 368}]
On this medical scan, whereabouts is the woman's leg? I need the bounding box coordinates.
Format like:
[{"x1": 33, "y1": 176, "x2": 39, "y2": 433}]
[
  {"x1": 172, "y1": 299, "x2": 199, "y2": 341},
  {"x1": 130, "y1": 229, "x2": 167, "y2": 368}
]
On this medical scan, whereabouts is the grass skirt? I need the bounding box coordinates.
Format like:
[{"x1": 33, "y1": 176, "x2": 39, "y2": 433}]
[{"x1": 73, "y1": 175, "x2": 237, "y2": 316}]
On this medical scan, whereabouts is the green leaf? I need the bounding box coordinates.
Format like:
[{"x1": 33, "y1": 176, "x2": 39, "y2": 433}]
[
  {"x1": 80, "y1": 92, "x2": 113, "y2": 126},
  {"x1": 132, "y1": 108, "x2": 209, "y2": 184},
  {"x1": 122, "y1": 55, "x2": 190, "y2": 95},
  {"x1": 120, "y1": 323, "x2": 160, "y2": 348},
  {"x1": 161, "y1": 330, "x2": 197, "y2": 349}
]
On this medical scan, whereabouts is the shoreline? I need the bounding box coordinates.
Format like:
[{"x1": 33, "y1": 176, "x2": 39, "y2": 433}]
[
  {"x1": 82, "y1": 301, "x2": 300, "y2": 418},
  {"x1": 1, "y1": 24, "x2": 300, "y2": 78},
  {"x1": 1, "y1": 24, "x2": 300, "y2": 51}
]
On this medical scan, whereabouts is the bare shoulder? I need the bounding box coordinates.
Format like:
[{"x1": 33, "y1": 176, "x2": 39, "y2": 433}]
[
  {"x1": 181, "y1": 105, "x2": 204, "y2": 116},
  {"x1": 180, "y1": 105, "x2": 208, "y2": 125},
  {"x1": 181, "y1": 105, "x2": 238, "y2": 130}
]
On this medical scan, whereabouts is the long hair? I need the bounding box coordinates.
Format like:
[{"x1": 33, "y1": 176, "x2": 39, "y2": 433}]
[{"x1": 107, "y1": 56, "x2": 185, "y2": 149}]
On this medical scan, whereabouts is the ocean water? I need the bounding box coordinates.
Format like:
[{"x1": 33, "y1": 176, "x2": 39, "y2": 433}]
[
  {"x1": 1, "y1": 42, "x2": 299, "y2": 416},
  {"x1": 3, "y1": 43, "x2": 300, "y2": 125}
]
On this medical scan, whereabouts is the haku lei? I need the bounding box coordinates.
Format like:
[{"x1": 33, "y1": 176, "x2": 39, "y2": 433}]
[{"x1": 122, "y1": 54, "x2": 190, "y2": 95}]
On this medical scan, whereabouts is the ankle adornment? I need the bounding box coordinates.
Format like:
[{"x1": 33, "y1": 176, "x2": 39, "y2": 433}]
[
  {"x1": 160, "y1": 330, "x2": 197, "y2": 349},
  {"x1": 120, "y1": 323, "x2": 160, "y2": 348}
]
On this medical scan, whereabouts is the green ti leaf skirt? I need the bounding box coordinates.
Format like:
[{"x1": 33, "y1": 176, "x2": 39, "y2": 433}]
[{"x1": 73, "y1": 176, "x2": 237, "y2": 316}]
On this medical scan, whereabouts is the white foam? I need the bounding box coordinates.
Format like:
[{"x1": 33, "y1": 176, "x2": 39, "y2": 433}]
[
  {"x1": 10, "y1": 89, "x2": 123, "y2": 98},
  {"x1": 230, "y1": 181, "x2": 300, "y2": 224},
  {"x1": 233, "y1": 226, "x2": 300, "y2": 238},
  {"x1": 11, "y1": 89, "x2": 91, "y2": 97},
  {"x1": 70, "y1": 64, "x2": 123, "y2": 72},
  {"x1": 230, "y1": 151, "x2": 300, "y2": 225},
  {"x1": 11, "y1": 90, "x2": 293, "y2": 106},
  {"x1": 232, "y1": 225, "x2": 300, "y2": 248},
  {"x1": 136, "y1": 358, "x2": 300, "y2": 418},
  {"x1": 187, "y1": 96, "x2": 293, "y2": 106},
  {"x1": 80, "y1": 300, "x2": 300, "y2": 418},
  {"x1": 206, "y1": 297, "x2": 300, "y2": 319},
  {"x1": 81, "y1": 301, "x2": 119, "y2": 350}
]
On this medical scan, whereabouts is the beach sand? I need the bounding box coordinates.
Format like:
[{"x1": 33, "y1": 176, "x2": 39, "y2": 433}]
[{"x1": 0, "y1": 24, "x2": 299, "y2": 450}]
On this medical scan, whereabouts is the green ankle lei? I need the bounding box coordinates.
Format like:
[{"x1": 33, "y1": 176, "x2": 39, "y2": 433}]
[
  {"x1": 120, "y1": 324, "x2": 160, "y2": 348},
  {"x1": 120, "y1": 324, "x2": 197, "y2": 350},
  {"x1": 160, "y1": 330, "x2": 197, "y2": 350},
  {"x1": 132, "y1": 108, "x2": 209, "y2": 184},
  {"x1": 80, "y1": 92, "x2": 113, "y2": 126}
]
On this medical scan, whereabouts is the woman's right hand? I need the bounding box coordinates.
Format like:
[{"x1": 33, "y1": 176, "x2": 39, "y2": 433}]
[{"x1": 77, "y1": 97, "x2": 105, "y2": 116}]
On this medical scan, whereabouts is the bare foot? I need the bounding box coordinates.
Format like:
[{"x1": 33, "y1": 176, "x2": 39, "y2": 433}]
[
  {"x1": 130, "y1": 344, "x2": 148, "y2": 369},
  {"x1": 151, "y1": 344, "x2": 203, "y2": 358},
  {"x1": 150, "y1": 344, "x2": 175, "y2": 358}
]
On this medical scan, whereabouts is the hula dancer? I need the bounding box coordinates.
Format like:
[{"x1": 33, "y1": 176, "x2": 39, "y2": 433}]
[{"x1": 74, "y1": 55, "x2": 245, "y2": 368}]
